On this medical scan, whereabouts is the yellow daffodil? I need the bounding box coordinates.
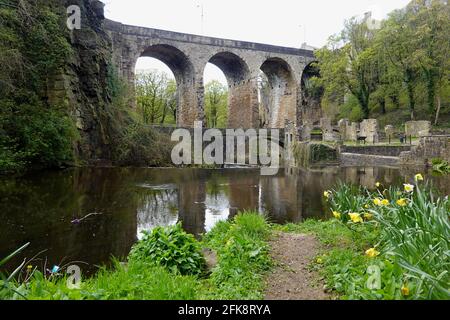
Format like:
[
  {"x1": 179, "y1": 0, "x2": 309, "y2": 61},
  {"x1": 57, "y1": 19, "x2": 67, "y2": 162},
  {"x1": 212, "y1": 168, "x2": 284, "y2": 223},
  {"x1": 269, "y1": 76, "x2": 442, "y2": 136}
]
[
  {"x1": 404, "y1": 184, "x2": 414, "y2": 193},
  {"x1": 363, "y1": 213, "x2": 374, "y2": 220},
  {"x1": 349, "y1": 212, "x2": 363, "y2": 223},
  {"x1": 375, "y1": 182, "x2": 381, "y2": 187},
  {"x1": 323, "y1": 191, "x2": 331, "y2": 199},
  {"x1": 373, "y1": 198, "x2": 382, "y2": 206},
  {"x1": 364, "y1": 204, "x2": 369, "y2": 209},
  {"x1": 365, "y1": 248, "x2": 380, "y2": 258},
  {"x1": 27, "y1": 265, "x2": 33, "y2": 270},
  {"x1": 316, "y1": 257, "x2": 323, "y2": 264},
  {"x1": 415, "y1": 174, "x2": 424, "y2": 182},
  {"x1": 332, "y1": 211, "x2": 341, "y2": 219},
  {"x1": 396, "y1": 198, "x2": 407, "y2": 207},
  {"x1": 374, "y1": 198, "x2": 388, "y2": 206},
  {"x1": 401, "y1": 285, "x2": 410, "y2": 296}
]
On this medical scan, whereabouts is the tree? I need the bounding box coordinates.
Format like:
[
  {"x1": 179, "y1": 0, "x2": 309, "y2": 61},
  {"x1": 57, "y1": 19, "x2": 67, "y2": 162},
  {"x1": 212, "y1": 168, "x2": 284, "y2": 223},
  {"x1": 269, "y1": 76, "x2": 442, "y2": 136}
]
[
  {"x1": 315, "y1": 18, "x2": 379, "y2": 119},
  {"x1": 135, "y1": 70, "x2": 177, "y2": 125},
  {"x1": 204, "y1": 80, "x2": 228, "y2": 128},
  {"x1": 407, "y1": 0, "x2": 450, "y2": 124},
  {"x1": 379, "y1": 7, "x2": 423, "y2": 120}
]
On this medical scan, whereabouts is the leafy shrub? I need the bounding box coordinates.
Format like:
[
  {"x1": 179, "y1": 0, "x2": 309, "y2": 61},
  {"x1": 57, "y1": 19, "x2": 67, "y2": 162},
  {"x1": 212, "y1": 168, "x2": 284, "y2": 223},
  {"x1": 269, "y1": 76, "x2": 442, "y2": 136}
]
[
  {"x1": 113, "y1": 123, "x2": 174, "y2": 167},
  {"x1": 129, "y1": 223, "x2": 206, "y2": 276},
  {"x1": 432, "y1": 158, "x2": 450, "y2": 174},
  {"x1": 0, "y1": 98, "x2": 76, "y2": 173}
]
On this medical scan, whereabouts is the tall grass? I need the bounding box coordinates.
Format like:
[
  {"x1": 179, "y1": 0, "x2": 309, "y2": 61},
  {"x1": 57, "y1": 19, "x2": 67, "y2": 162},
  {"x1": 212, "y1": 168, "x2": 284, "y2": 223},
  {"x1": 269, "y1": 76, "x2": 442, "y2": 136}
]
[
  {"x1": 373, "y1": 184, "x2": 450, "y2": 299},
  {"x1": 325, "y1": 178, "x2": 450, "y2": 300},
  {"x1": 202, "y1": 212, "x2": 272, "y2": 299}
]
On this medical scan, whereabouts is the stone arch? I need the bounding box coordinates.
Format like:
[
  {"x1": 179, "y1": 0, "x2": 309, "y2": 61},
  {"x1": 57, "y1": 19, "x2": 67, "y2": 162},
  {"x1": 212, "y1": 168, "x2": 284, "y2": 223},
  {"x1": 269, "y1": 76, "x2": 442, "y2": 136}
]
[
  {"x1": 300, "y1": 61, "x2": 323, "y2": 125},
  {"x1": 134, "y1": 44, "x2": 199, "y2": 127},
  {"x1": 260, "y1": 58, "x2": 297, "y2": 129},
  {"x1": 205, "y1": 52, "x2": 258, "y2": 129}
]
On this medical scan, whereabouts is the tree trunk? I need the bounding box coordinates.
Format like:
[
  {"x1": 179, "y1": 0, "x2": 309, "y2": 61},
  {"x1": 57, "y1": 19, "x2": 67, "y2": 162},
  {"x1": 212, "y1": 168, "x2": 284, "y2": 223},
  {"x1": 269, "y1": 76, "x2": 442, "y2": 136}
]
[
  {"x1": 434, "y1": 95, "x2": 441, "y2": 126},
  {"x1": 406, "y1": 81, "x2": 415, "y2": 120},
  {"x1": 379, "y1": 97, "x2": 386, "y2": 114},
  {"x1": 390, "y1": 94, "x2": 400, "y2": 110},
  {"x1": 426, "y1": 72, "x2": 436, "y2": 115}
]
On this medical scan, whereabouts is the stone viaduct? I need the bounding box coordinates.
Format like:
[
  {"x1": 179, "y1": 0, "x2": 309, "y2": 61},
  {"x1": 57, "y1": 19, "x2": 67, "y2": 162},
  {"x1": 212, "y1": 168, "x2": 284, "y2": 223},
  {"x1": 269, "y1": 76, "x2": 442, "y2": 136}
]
[{"x1": 104, "y1": 19, "x2": 316, "y2": 129}]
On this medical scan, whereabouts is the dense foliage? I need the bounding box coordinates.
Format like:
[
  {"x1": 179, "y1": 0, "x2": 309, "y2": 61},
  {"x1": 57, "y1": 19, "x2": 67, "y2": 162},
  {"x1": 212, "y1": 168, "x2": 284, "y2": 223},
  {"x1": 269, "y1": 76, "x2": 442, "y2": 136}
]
[
  {"x1": 129, "y1": 223, "x2": 206, "y2": 276},
  {"x1": 0, "y1": 1, "x2": 76, "y2": 173},
  {"x1": 315, "y1": 0, "x2": 450, "y2": 126},
  {"x1": 204, "y1": 80, "x2": 228, "y2": 128},
  {"x1": 135, "y1": 70, "x2": 177, "y2": 125}
]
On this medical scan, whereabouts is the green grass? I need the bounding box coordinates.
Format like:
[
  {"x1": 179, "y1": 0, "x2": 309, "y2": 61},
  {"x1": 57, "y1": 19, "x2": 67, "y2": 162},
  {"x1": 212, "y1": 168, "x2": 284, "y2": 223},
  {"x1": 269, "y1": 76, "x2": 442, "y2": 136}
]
[
  {"x1": 202, "y1": 212, "x2": 272, "y2": 299},
  {"x1": 1, "y1": 212, "x2": 272, "y2": 300}
]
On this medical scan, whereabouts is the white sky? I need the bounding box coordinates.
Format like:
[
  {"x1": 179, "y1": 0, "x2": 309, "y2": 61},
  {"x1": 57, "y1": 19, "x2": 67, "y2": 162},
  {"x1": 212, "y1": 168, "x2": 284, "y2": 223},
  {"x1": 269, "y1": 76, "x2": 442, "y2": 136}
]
[{"x1": 102, "y1": 0, "x2": 410, "y2": 84}]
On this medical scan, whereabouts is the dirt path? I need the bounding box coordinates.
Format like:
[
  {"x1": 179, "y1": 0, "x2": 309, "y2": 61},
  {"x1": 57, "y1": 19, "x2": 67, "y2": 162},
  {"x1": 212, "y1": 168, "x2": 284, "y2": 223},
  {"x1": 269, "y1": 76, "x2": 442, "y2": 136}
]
[{"x1": 264, "y1": 232, "x2": 329, "y2": 300}]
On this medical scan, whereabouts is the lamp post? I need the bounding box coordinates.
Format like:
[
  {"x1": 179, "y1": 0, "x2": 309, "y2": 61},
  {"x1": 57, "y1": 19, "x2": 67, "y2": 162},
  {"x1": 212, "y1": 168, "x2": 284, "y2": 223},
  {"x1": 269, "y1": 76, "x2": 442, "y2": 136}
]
[
  {"x1": 299, "y1": 25, "x2": 307, "y2": 48},
  {"x1": 195, "y1": 1, "x2": 205, "y2": 35}
]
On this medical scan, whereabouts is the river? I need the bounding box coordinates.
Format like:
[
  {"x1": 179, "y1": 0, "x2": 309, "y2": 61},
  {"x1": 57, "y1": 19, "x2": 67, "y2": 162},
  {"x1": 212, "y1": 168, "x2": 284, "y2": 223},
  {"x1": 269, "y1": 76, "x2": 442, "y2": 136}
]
[{"x1": 0, "y1": 166, "x2": 448, "y2": 275}]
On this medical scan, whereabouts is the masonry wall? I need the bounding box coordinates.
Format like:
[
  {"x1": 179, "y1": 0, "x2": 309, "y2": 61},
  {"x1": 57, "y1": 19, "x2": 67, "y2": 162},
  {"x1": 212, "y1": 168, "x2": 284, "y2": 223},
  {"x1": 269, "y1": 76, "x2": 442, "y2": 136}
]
[{"x1": 104, "y1": 19, "x2": 315, "y2": 129}]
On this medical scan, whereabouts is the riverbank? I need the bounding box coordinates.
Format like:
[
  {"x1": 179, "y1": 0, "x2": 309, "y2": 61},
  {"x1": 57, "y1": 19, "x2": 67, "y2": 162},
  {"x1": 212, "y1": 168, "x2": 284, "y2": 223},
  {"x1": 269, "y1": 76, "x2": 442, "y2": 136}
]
[
  {"x1": 0, "y1": 213, "x2": 273, "y2": 300},
  {"x1": 1, "y1": 174, "x2": 448, "y2": 300},
  {"x1": 277, "y1": 177, "x2": 449, "y2": 300}
]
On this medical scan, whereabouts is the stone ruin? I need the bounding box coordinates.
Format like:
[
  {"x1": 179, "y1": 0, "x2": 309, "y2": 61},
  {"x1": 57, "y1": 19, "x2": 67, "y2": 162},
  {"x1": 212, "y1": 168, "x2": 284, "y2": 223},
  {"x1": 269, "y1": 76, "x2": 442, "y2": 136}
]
[
  {"x1": 320, "y1": 118, "x2": 339, "y2": 142},
  {"x1": 298, "y1": 122, "x2": 312, "y2": 141},
  {"x1": 400, "y1": 136, "x2": 450, "y2": 165},
  {"x1": 385, "y1": 125, "x2": 395, "y2": 139},
  {"x1": 360, "y1": 119, "x2": 379, "y2": 143},
  {"x1": 405, "y1": 121, "x2": 431, "y2": 137},
  {"x1": 336, "y1": 119, "x2": 359, "y2": 142}
]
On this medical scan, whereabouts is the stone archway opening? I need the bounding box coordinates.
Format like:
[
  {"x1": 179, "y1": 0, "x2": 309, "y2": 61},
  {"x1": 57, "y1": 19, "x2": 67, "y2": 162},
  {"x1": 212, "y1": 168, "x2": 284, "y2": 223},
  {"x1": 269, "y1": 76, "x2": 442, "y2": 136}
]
[
  {"x1": 203, "y1": 63, "x2": 229, "y2": 128},
  {"x1": 260, "y1": 58, "x2": 297, "y2": 129},
  {"x1": 134, "y1": 57, "x2": 177, "y2": 125},
  {"x1": 301, "y1": 62, "x2": 323, "y2": 125},
  {"x1": 134, "y1": 44, "x2": 196, "y2": 127},
  {"x1": 206, "y1": 52, "x2": 257, "y2": 129}
]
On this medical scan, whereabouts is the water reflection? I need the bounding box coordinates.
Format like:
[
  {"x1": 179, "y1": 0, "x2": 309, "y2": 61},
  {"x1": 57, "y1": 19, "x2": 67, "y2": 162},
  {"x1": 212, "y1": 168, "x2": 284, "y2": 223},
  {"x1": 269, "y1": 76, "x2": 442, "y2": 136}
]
[{"x1": 0, "y1": 167, "x2": 448, "y2": 275}]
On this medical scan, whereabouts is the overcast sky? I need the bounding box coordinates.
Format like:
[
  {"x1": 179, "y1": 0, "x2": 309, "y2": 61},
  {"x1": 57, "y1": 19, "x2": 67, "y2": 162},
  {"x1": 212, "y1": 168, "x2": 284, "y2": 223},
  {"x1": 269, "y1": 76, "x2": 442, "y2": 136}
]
[{"x1": 102, "y1": 0, "x2": 410, "y2": 84}]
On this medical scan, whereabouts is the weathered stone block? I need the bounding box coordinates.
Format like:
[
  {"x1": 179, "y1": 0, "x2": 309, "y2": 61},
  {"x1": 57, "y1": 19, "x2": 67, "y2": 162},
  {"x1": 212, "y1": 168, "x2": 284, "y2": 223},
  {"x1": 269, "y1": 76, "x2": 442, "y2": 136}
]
[
  {"x1": 347, "y1": 122, "x2": 358, "y2": 141},
  {"x1": 320, "y1": 117, "x2": 332, "y2": 133},
  {"x1": 405, "y1": 121, "x2": 431, "y2": 137},
  {"x1": 385, "y1": 125, "x2": 395, "y2": 138},
  {"x1": 360, "y1": 119, "x2": 379, "y2": 144}
]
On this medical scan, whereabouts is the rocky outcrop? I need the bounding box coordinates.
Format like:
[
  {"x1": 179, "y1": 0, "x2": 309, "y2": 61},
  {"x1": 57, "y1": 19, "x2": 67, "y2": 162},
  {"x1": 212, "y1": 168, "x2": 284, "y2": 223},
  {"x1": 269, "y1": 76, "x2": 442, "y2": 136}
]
[{"x1": 47, "y1": 0, "x2": 119, "y2": 163}]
